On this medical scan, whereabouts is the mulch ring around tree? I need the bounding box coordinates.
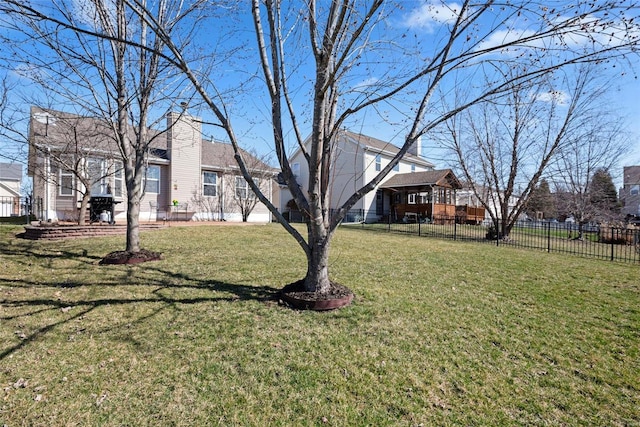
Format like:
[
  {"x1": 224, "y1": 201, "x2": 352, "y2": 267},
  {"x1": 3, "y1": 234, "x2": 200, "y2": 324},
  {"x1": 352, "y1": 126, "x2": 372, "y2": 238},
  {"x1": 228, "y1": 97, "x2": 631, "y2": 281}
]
[
  {"x1": 279, "y1": 280, "x2": 354, "y2": 311},
  {"x1": 99, "y1": 249, "x2": 163, "y2": 265}
]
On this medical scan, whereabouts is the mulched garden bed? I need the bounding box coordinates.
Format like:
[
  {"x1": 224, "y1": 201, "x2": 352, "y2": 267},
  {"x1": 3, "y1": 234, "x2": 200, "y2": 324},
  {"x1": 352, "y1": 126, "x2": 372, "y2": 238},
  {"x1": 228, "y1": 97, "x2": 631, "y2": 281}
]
[
  {"x1": 99, "y1": 249, "x2": 163, "y2": 265},
  {"x1": 279, "y1": 280, "x2": 354, "y2": 311}
]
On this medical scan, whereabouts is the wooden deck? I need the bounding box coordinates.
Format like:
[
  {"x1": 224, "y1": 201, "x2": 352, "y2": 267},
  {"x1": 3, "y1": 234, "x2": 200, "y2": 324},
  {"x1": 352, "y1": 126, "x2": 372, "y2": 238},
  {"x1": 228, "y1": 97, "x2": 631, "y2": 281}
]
[{"x1": 393, "y1": 203, "x2": 485, "y2": 225}]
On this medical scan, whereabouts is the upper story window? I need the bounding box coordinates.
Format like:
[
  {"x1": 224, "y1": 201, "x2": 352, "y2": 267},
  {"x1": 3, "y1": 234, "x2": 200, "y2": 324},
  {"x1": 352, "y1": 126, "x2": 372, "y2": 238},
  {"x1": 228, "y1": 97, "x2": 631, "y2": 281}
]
[
  {"x1": 291, "y1": 162, "x2": 300, "y2": 180},
  {"x1": 375, "y1": 155, "x2": 381, "y2": 172},
  {"x1": 203, "y1": 171, "x2": 217, "y2": 196},
  {"x1": 411, "y1": 164, "x2": 416, "y2": 173},
  {"x1": 145, "y1": 165, "x2": 160, "y2": 194},
  {"x1": 393, "y1": 161, "x2": 400, "y2": 172},
  {"x1": 59, "y1": 168, "x2": 74, "y2": 196},
  {"x1": 631, "y1": 184, "x2": 639, "y2": 196}
]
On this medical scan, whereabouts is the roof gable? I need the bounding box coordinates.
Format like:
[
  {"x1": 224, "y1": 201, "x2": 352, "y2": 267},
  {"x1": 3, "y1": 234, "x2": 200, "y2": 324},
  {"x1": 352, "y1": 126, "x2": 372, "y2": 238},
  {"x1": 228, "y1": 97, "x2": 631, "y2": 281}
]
[
  {"x1": 379, "y1": 169, "x2": 462, "y2": 190},
  {"x1": 341, "y1": 130, "x2": 434, "y2": 168}
]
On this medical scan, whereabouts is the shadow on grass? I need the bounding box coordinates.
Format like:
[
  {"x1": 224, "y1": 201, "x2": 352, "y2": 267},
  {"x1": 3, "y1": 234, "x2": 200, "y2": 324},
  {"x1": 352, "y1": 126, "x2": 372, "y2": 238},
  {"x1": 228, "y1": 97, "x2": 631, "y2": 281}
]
[
  {"x1": 1, "y1": 270, "x2": 281, "y2": 361},
  {"x1": 0, "y1": 238, "x2": 104, "y2": 266}
]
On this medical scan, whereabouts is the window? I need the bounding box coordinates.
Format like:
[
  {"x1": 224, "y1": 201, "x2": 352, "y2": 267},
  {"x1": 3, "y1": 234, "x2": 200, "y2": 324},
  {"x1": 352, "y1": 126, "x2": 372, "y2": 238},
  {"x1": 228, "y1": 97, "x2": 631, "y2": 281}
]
[
  {"x1": 393, "y1": 162, "x2": 400, "y2": 172},
  {"x1": 114, "y1": 162, "x2": 123, "y2": 197},
  {"x1": 203, "y1": 171, "x2": 217, "y2": 196},
  {"x1": 59, "y1": 169, "x2": 74, "y2": 196},
  {"x1": 631, "y1": 185, "x2": 640, "y2": 196},
  {"x1": 375, "y1": 155, "x2": 381, "y2": 172},
  {"x1": 87, "y1": 158, "x2": 106, "y2": 195},
  {"x1": 292, "y1": 162, "x2": 300, "y2": 179},
  {"x1": 235, "y1": 176, "x2": 258, "y2": 199},
  {"x1": 145, "y1": 165, "x2": 160, "y2": 194},
  {"x1": 408, "y1": 193, "x2": 416, "y2": 204},
  {"x1": 411, "y1": 164, "x2": 416, "y2": 173}
]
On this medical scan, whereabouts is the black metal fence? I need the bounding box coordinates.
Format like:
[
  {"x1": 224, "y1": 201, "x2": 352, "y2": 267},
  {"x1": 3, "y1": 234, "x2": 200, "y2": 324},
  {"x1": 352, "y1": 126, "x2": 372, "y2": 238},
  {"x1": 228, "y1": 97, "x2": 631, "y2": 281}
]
[
  {"x1": 0, "y1": 196, "x2": 35, "y2": 223},
  {"x1": 344, "y1": 216, "x2": 640, "y2": 264},
  {"x1": 283, "y1": 209, "x2": 366, "y2": 224}
]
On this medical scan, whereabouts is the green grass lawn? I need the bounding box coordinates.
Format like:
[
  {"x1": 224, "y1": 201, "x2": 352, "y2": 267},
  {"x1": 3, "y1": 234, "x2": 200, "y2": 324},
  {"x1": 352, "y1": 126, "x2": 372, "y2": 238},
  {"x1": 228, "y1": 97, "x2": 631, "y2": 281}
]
[{"x1": 1, "y1": 223, "x2": 639, "y2": 426}]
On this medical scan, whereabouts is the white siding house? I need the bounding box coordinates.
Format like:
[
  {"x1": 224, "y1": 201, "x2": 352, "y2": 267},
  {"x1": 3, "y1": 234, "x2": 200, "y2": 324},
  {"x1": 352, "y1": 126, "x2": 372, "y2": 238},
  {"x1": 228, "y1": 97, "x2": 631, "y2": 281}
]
[
  {"x1": 0, "y1": 163, "x2": 22, "y2": 217},
  {"x1": 279, "y1": 131, "x2": 466, "y2": 223}
]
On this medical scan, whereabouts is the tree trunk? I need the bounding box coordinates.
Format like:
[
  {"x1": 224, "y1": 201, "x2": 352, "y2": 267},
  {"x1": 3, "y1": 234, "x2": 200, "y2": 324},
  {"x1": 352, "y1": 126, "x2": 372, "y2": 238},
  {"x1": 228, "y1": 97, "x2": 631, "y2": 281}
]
[
  {"x1": 78, "y1": 193, "x2": 90, "y2": 225},
  {"x1": 124, "y1": 158, "x2": 143, "y2": 253},
  {"x1": 126, "y1": 196, "x2": 140, "y2": 253},
  {"x1": 303, "y1": 229, "x2": 331, "y2": 294}
]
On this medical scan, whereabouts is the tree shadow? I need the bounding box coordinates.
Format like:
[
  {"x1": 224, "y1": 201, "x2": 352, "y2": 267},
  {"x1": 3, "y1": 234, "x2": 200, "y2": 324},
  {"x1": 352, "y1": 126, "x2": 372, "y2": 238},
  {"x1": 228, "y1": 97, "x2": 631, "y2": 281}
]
[
  {"x1": 0, "y1": 239, "x2": 103, "y2": 267},
  {"x1": 1, "y1": 271, "x2": 281, "y2": 361}
]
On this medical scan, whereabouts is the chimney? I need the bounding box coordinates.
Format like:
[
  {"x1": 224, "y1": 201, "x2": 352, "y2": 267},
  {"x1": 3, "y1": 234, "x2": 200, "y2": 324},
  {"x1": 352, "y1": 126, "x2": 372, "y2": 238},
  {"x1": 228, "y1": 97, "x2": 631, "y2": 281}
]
[{"x1": 408, "y1": 135, "x2": 423, "y2": 158}]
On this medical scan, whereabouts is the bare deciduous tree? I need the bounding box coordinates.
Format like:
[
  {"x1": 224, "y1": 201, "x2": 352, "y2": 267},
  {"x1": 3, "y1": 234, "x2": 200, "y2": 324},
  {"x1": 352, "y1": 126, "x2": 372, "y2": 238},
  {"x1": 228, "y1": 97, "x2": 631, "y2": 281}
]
[
  {"x1": 28, "y1": 108, "x2": 122, "y2": 224},
  {"x1": 229, "y1": 150, "x2": 274, "y2": 222},
  {"x1": 1, "y1": 0, "x2": 202, "y2": 251},
  {"x1": 552, "y1": 109, "x2": 629, "y2": 236},
  {"x1": 142, "y1": 0, "x2": 638, "y2": 294},
  {"x1": 437, "y1": 66, "x2": 618, "y2": 239}
]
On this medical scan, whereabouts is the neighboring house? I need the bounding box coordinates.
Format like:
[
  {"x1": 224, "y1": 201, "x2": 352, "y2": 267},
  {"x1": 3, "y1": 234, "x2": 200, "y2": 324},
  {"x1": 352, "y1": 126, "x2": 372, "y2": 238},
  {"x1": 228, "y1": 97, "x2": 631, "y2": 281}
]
[
  {"x1": 279, "y1": 130, "x2": 469, "y2": 223},
  {"x1": 28, "y1": 106, "x2": 276, "y2": 223},
  {"x1": 455, "y1": 182, "x2": 520, "y2": 224},
  {"x1": 620, "y1": 165, "x2": 640, "y2": 219},
  {"x1": 0, "y1": 163, "x2": 22, "y2": 217}
]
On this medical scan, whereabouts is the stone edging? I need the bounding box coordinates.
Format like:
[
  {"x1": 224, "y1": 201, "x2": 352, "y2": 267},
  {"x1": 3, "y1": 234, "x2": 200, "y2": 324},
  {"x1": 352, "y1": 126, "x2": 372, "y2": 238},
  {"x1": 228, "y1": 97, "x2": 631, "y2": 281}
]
[{"x1": 22, "y1": 223, "x2": 166, "y2": 240}]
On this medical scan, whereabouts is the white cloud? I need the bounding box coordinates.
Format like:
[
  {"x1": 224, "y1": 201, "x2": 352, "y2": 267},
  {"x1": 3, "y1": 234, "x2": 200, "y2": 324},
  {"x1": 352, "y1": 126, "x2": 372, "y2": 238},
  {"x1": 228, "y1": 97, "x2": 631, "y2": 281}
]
[
  {"x1": 533, "y1": 90, "x2": 569, "y2": 106},
  {"x1": 403, "y1": 2, "x2": 464, "y2": 32},
  {"x1": 353, "y1": 77, "x2": 380, "y2": 90}
]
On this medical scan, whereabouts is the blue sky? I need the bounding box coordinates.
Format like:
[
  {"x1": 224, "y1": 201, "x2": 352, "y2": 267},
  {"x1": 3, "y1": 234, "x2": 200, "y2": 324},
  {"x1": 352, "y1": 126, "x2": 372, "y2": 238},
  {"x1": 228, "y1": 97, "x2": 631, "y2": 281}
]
[{"x1": 1, "y1": 1, "x2": 640, "y2": 187}]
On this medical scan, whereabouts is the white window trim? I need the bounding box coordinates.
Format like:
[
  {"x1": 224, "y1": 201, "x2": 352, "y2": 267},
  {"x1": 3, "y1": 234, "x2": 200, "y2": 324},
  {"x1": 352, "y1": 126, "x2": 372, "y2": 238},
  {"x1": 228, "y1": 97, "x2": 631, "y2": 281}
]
[
  {"x1": 59, "y1": 169, "x2": 74, "y2": 196},
  {"x1": 114, "y1": 162, "x2": 124, "y2": 198},
  {"x1": 203, "y1": 171, "x2": 218, "y2": 197},
  {"x1": 235, "y1": 176, "x2": 257, "y2": 199},
  {"x1": 145, "y1": 165, "x2": 161, "y2": 194}
]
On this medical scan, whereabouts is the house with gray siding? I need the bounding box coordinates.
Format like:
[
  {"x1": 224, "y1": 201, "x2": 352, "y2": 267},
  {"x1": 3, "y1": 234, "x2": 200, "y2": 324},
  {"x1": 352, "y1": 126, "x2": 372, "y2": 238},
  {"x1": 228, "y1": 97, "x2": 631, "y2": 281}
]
[
  {"x1": 620, "y1": 165, "x2": 640, "y2": 220},
  {"x1": 28, "y1": 106, "x2": 275, "y2": 223}
]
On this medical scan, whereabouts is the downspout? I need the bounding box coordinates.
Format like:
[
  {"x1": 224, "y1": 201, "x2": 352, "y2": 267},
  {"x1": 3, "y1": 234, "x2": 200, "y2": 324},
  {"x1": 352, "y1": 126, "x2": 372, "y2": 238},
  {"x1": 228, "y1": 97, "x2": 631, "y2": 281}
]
[
  {"x1": 220, "y1": 174, "x2": 225, "y2": 221},
  {"x1": 44, "y1": 147, "x2": 50, "y2": 222}
]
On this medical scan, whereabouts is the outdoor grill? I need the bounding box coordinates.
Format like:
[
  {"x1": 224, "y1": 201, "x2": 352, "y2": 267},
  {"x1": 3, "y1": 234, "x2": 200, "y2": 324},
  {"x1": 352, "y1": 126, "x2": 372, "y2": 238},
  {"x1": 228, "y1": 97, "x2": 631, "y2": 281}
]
[{"x1": 89, "y1": 196, "x2": 120, "y2": 224}]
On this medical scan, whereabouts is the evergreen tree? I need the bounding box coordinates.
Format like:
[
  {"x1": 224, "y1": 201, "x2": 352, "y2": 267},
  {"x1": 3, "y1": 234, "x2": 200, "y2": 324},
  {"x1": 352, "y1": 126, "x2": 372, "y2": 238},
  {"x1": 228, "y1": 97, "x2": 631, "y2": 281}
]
[
  {"x1": 589, "y1": 169, "x2": 620, "y2": 222},
  {"x1": 526, "y1": 179, "x2": 557, "y2": 220}
]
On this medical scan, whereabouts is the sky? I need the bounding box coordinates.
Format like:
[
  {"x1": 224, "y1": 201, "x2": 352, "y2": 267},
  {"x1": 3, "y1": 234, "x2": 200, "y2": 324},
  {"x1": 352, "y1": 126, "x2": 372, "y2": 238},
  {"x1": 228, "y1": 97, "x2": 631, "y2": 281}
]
[{"x1": 1, "y1": 0, "x2": 640, "y2": 188}]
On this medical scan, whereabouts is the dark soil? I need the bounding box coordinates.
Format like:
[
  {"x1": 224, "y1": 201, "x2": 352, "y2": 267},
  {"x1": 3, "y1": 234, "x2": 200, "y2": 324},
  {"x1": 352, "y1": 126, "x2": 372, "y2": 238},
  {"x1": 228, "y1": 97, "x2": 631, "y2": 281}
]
[
  {"x1": 279, "y1": 280, "x2": 354, "y2": 310},
  {"x1": 99, "y1": 249, "x2": 163, "y2": 265}
]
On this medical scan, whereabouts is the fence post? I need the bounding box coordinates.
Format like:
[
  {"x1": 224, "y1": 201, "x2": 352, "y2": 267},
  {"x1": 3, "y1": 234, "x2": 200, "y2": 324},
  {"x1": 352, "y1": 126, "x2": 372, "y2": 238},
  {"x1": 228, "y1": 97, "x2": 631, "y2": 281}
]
[
  {"x1": 453, "y1": 217, "x2": 457, "y2": 241},
  {"x1": 547, "y1": 222, "x2": 551, "y2": 253},
  {"x1": 418, "y1": 218, "x2": 421, "y2": 237},
  {"x1": 611, "y1": 227, "x2": 615, "y2": 261},
  {"x1": 388, "y1": 212, "x2": 391, "y2": 232}
]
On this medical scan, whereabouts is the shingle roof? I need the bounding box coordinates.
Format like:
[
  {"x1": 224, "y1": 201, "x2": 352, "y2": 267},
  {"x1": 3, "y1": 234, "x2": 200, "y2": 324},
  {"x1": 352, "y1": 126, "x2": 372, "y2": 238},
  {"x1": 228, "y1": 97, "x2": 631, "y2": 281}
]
[
  {"x1": 341, "y1": 130, "x2": 434, "y2": 168},
  {"x1": 379, "y1": 169, "x2": 462, "y2": 190},
  {"x1": 0, "y1": 163, "x2": 21, "y2": 181},
  {"x1": 29, "y1": 106, "x2": 166, "y2": 159},
  {"x1": 201, "y1": 140, "x2": 275, "y2": 173}
]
